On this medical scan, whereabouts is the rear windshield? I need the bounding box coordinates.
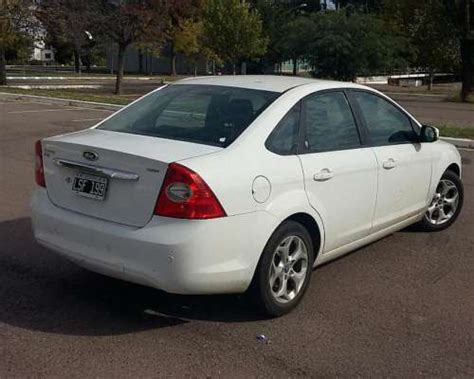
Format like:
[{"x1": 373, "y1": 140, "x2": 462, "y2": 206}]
[{"x1": 98, "y1": 84, "x2": 280, "y2": 147}]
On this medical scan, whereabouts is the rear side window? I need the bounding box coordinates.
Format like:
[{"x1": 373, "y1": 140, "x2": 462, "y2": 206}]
[
  {"x1": 98, "y1": 85, "x2": 279, "y2": 147},
  {"x1": 302, "y1": 91, "x2": 361, "y2": 153},
  {"x1": 266, "y1": 103, "x2": 301, "y2": 155},
  {"x1": 351, "y1": 91, "x2": 417, "y2": 145}
]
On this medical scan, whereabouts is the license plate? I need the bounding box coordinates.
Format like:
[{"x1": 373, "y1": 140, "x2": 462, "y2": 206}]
[{"x1": 72, "y1": 172, "x2": 108, "y2": 200}]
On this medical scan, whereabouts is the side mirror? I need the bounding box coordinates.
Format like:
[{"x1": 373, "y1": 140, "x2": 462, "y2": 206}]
[{"x1": 420, "y1": 125, "x2": 439, "y2": 143}]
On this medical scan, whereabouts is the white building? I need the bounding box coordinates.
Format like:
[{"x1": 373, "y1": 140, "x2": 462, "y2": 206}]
[
  {"x1": 29, "y1": 1, "x2": 55, "y2": 63},
  {"x1": 31, "y1": 38, "x2": 55, "y2": 63}
]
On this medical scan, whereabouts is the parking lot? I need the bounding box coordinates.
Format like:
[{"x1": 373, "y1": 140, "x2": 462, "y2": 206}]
[{"x1": 1, "y1": 98, "x2": 473, "y2": 377}]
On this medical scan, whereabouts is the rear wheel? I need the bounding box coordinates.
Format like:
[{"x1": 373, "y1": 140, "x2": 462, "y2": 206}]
[
  {"x1": 417, "y1": 170, "x2": 463, "y2": 231},
  {"x1": 251, "y1": 221, "x2": 315, "y2": 317}
]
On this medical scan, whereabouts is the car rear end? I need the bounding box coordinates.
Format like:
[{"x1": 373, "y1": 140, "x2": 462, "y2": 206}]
[{"x1": 31, "y1": 83, "x2": 280, "y2": 294}]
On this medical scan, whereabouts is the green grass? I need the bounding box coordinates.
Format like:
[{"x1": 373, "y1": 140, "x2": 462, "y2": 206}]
[
  {"x1": 0, "y1": 87, "x2": 134, "y2": 105},
  {"x1": 435, "y1": 125, "x2": 474, "y2": 140}
]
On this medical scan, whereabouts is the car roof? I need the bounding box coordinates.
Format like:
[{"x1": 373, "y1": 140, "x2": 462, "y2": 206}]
[{"x1": 172, "y1": 75, "x2": 366, "y2": 93}]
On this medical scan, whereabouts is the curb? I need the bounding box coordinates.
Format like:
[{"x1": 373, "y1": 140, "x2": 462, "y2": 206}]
[
  {"x1": 383, "y1": 91, "x2": 446, "y2": 98},
  {"x1": 7, "y1": 85, "x2": 102, "y2": 90},
  {"x1": 6, "y1": 76, "x2": 158, "y2": 81},
  {"x1": 440, "y1": 136, "x2": 474, "y2": 150},
  {"x1": 0, "y1": 92, "x2": 123, "y2": 111}
]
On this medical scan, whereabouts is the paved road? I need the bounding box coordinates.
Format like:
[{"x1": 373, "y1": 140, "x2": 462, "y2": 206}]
[
  {"x1": 392, "y1": 94, "x2": 474, "y2": 129},
  {"x1": 1, "y1": 99, "x2": 473, "y2": 377}
]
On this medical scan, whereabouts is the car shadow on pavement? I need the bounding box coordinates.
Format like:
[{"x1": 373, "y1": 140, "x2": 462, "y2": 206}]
[{"x1": 0, "y1": 217, "x2": 264, "y2": 337}]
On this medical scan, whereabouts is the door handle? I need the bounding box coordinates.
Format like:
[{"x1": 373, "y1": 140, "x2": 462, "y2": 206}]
[
  {"x1": 382, "y1": 158, "x2": 397, "y2": 170},
  {"x1": 313, "y1": 168, "x2": 333, "y2": 181}
]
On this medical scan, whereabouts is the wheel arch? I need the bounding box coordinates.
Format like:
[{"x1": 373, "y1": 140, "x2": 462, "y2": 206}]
[
  {"x1": 428, "y1": 143, "x2": 462, "y2": 201},
  {"x1": 282, "y1": 212, "x2": 323, "y2": 260},
  {"x1": 446, "y1": 163, "x2": 461, "y2": 177},
  {"x1": 247, "y1": 210, "x2": 324, "y2": 294}
]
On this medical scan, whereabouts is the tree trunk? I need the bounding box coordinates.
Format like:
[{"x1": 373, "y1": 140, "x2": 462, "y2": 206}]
[
  {"x1": 241, "y1": 61, "x2": 247, "y2": 75},
  {"x1": 85, "y1": 52, "x2": 91, "y2": 73},
  {"x1": 0, "y1": 46, "x2": 6, "y2": 86},
  {"x1": 292, "y1": 58, "x2": 298, "y2": 76},
  {"x1": 428, "y1": 70, "x2": 434, "y2": 91},
  {"x1": 110, "y1": 54, "x2": 114, "y2": 75},
  {"x1": 138, "y1": 49, "x2": 143, "y2": 74},
  {"x1": 148, "y1": 54, "x2": 154, "y2": 75},
  {"x1": 170, "y1": 43, "x2": 177, "y2": 76},
  {"x1": 460, "y1": 36, "x2": 474, "y2": 102},
  {"x1": 115, "y1": 44, "x2": 127, "y2": 95},
  {"x1": 232, "y1": 63, "x2": 236, "y2": 75},
  {"x1": 73, "y1": 50, "x2": 82, "y2": 74},
  {"x1": 194, "y1": 63, "x2": 197, "y2": 77}
]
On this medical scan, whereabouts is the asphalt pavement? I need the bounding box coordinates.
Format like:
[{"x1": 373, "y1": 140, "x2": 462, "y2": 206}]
[{"x1": 0, "y1": 99, "x2": 473, "y2": 377}]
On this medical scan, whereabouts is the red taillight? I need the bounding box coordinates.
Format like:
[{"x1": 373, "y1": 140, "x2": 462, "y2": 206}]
[
  {"x1": 35, "y1": 140, "x2": 46, "y2": 187},
  {"x1": 154, "y1": 163, "x2": 226, "y2": 219}
]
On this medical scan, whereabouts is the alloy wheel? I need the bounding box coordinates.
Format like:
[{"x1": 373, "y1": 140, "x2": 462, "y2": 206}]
[
  {"x1": 425, "y1": 179, "x2": 460, "y2": 225},
  {"x1": 269, "y1": 235, "x2": 309, "y2": 303}
]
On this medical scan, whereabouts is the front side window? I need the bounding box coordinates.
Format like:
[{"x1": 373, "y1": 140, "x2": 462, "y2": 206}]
[
  {"x1": 98, "y1": 85, "x2": 279, "y2": 147},
  {"x1": 266, "y1": 103, "x2": 301, "y2": 155},
  {"x1": 352, "y1": 91, "x2": 417, "y2": 145},
  {"x1": 302, "y1": 91, "x2": 361, "y2": 153}
]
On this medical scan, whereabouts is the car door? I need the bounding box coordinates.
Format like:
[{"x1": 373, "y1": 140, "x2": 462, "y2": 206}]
[
  {"x1": 298, "y1": 91, "x2": 378, "y2": 253},
  {"x1": 349, "y1": 90, "x2": 432, "y2": 231}
]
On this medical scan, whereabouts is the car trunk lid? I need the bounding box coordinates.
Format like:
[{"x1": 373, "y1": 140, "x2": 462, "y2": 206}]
[{"x1": 42, "y1": 129, "x2": 222, "y2": 227}]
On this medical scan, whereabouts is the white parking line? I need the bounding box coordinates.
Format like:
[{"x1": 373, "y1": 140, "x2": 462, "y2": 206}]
[
  {"x1": 71, "y1": 118, "x2": 105, "y2": 122},
  {"x1": 7, "y1": 108, "x2": 92, "y2": 114},
  {"x1": 40, "y1": 103, "x2": 115, "y2": 112}
]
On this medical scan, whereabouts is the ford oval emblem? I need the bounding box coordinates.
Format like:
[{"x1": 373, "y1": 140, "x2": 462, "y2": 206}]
[{"x1": 83, "y1": 151, "x2": 99, "y2": 161}]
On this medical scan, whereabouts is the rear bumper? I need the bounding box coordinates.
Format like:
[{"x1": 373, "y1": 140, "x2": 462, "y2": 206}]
[{"x1": 31, "y1": 188, "x2": 274, "y2": 294}]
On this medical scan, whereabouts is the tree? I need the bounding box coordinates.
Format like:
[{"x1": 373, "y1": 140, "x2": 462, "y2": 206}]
[
  {"x1": 411, "y1": 1, "x2": 460, "y2": 90},
  {"x1": 306, "y1": 11, "x2": 409, "y2": 80},
  {"x1": 165, "y1": 0, "x2": 202, "y2": 76},
  {"x1": 248, "y1": 0, "x2": 288, "y2": 73},
  {"x1": 98, "y1": 0, "x2": 168, "y2": 94},
  {"x1": 280, "y1": 16, "x2": 316, "y2": 75},
  {"x1": 202, "y1": 0, "x2": 268, "y2": 74},
  {"x1": 37, "y1": 0, "x2": 97, "y2": 74},
  {"x1": 383, "y1": 0, "x2": 459, "y2": 90},
  {"x1": 0, "y1": 0, "x2": 36, "y2": 85},
  {"x1": 173, "y1": 19, "x2": 203, "y2": 75},
  {"x1": 250, "y1": 0, "x2": 321, "y2": 73},
  {"x1": 384, "y1": 0, "x2": 472, "y2": 100},
  {"x1": 444, "y1": 0, "x2": 474, "y2": 101}
]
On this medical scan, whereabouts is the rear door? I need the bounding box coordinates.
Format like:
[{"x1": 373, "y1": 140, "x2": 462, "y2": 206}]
[
  {"x1": 298, "y1": 91, "x2": 378, "y2": 253},
  {"x1": 349, "y1": 90, "x2": 432, "y2": 231}
]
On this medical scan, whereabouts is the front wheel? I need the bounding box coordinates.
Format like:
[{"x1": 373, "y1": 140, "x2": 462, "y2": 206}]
[
  {"x1": 417, "y1": 170, "x2": 464, "y2": 231},
  {"x1": 251, "y1": 221, "x2": 315, "y2": 317}
]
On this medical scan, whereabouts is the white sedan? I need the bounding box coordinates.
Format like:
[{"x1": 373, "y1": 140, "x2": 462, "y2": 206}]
[{"x1": 31, "y1": 76, "x2": 464, "y2": 316}]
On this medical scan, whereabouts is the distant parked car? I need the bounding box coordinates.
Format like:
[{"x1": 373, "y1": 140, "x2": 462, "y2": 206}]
[{"x1": 31, "y1": 76, "x2": 463, "y2": 316}]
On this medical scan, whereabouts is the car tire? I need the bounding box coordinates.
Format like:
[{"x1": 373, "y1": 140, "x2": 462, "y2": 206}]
[
  {"x1": 416, "y1": 170, "x2": 464, "y2": 232},
  {"x1": 251, "y1": 221, "x2": 315, "y2": 317}
]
